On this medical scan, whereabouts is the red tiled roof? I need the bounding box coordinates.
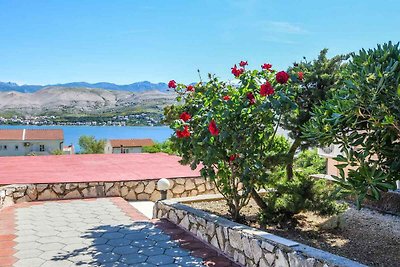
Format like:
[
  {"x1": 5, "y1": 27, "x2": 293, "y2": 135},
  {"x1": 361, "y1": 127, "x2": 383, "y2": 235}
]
[
  {"x1": 110, "y1": 139, "x2": 154, "y2": 148},
  {"x1": 0, "y1": 129, "x2": 63, "y2": 141},
  {"x1": 0, "y1": 130, "x2": 23, "y2": 140}
]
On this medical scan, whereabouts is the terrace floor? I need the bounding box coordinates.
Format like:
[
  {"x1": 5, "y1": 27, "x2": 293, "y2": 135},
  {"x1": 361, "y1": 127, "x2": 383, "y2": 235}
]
[
  {"x1": 0, "y1": 197, "x2": 238, "y2": 267},
  {"x1": 0, "y1": 153, "x2": 200, "y2": 185}
]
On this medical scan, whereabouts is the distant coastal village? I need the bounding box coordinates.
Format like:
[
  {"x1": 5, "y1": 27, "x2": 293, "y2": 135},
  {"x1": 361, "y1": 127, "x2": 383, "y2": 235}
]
[{"x1": 0, "y1": 112, "x2": 164, "y2": 126}]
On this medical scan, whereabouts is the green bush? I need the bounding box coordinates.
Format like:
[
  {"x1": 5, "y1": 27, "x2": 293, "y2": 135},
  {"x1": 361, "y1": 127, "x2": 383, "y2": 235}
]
[
  {"x1": 142, "y1": 140, "x2": 177, "y2": 155},
  {"x1": 260, "y1": 150, "x2": 346, "y2": 226}
]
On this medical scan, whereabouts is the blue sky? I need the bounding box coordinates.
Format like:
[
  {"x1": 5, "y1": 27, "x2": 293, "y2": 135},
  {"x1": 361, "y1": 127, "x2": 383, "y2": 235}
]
[{"x1": 0, "y1": 0, "x2": 399, "y2": 85}]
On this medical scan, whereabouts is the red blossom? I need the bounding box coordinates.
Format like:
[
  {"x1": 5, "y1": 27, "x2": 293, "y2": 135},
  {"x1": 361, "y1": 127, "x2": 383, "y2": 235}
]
[
  {"x1": 223, "y1": 95, "x2": 231, "y2": 101},
  {"x1": 208, "y1": 120, "x2": 219, "y2": 136},
  {"x1": 260, "y1": 82, "x2": 275, "y2": 97},
  {"x1": 239, "y1": 61, "x2": 248, "y2": 67},
  {"x1": 298, "y1": 72, "x2": 304, "y2": 80},
  {"x1": 276, "y1": 71, "x2": 290, "y2": 84},
  {"x1": 247, "y1": 92, "x2": 256, "y2": 105},
  {"x1": 179, "y1": 112, "x2": 191, "y2": 122},
  {"x1": 231, "y1": 64, "x2": 244, "y2": 77},
  {"x1": 187, "y1": 85, "x2": 194, "y2": 91},
  {"x1": 261, "y1": 63, "x2": 272, "y2": 70},
  {"x1": 229, "y1": 154, "x2": 238, "y2": 162},
  {"x1": 168, "y1": 80, "x2": 177, "y2": 88},
  {"x1": 176, "y1": 125, "x2": 190, "y2": 138}
]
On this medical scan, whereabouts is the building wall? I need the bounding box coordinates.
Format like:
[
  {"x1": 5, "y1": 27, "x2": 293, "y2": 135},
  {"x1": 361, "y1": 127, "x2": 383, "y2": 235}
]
[
  {"x1": 0, "y1": 140, "x2": 63, "y2": 157},
  {"x1": 104, "y1": 141, "x2": 143, "y2": 154},
  {"x1": 112, "y1": 147, "x2": 143, "y2": 154}
]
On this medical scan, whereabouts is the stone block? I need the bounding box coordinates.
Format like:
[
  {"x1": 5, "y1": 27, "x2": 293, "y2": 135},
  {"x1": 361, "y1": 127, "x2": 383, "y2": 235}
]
[
  {"x1": 64, "y1": 189, "x2": 82, "y2": 199},
  {"x1": 194, "y1": 178, "x2": 205, "y2": 185},
  {"x1": 250, "y1": 238, "x2": 263, "y2": 264},
  {"x1": 134, "y1": 182, "x2": 145, "y2": 193},
  {"x1": 137, "y1": 193, "x2": 149, "y2": 200},
  {"x1": 197, "y1": 184, "x2": 206, "y2": 193},
  {"x1": 120, "y1": 186, "x2": 129, "y2": 197},
  {"x1": 175, "y1": 178, "x2": 186, "y2": 185},
  {"x1": 125, "y1": 189, "x2": 136, "y2": 200},
  {"x1": 36, "y1": 184, "x2": 48, "y2": 193},
  {"x1": 229, "y1": 229, "x2": 242, "y2": 250},
  {"x1": 150, "y1": 190, "x2": 160, "y2": 201},
  {"x1": 275, "y1": 249, "x2": 289, "y2": 267},
  {"x1": 38, "y1": 189, "x2": 59, "y2": 200},
  {"x1": 172, "y1": 184, "x2": 185, "y2": 194},
  {"x1": 144, "y1": 181, "x2": 156, "y2": 194},
  {"x1": 185, "y1": 179, "x2": 196, "y2": 191}
]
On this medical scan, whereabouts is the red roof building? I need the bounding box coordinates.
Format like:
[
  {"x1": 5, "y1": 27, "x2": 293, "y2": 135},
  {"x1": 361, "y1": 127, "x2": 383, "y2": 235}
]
[
  {"x1": 105, "y1": 138, "x2": 155, "y2": 154},
  {"x1": 0, "y1": 129, "x2": 64, "y2": 157}
]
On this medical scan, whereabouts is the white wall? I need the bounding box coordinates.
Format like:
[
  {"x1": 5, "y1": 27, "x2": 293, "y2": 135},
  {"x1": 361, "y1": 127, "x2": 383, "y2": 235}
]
[
  {"x1": 0, "y1": 140, "x2": 63, "y2": 157},
  {"x1": 112, "y1": 147, "x2": 143, "y2": 154}
]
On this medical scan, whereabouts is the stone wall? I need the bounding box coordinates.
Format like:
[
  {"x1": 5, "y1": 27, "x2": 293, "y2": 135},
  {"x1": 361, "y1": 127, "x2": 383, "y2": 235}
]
[
  {"x1": 153, "y1": 200, "x2": 366, "y2": 267},
  {"x1": 0, "y1": 177, "x2": 216, "y2": 210}
]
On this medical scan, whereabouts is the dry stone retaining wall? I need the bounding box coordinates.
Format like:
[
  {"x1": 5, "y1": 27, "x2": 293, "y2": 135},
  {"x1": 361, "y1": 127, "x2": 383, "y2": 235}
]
[
  {"x1": 0, "y1": 177, "x2": 216, "y2": 210},
  {"x1": 153, "y1": 200, "x2": 366, "y2": 267}
]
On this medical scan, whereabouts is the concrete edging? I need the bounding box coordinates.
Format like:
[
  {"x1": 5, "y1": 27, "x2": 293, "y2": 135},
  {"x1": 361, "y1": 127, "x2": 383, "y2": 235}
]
[{"x1": 153, "y1": 199, "x2": 366, "y2": 267}]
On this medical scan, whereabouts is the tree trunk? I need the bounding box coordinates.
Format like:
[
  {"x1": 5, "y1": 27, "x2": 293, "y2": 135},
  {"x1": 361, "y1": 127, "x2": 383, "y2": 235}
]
[
  {"x1": 286, "y1": 138, "x2": 301, "y2": 180},
  {"x1": 251, "y1": 188, "x2": 269, "y2": 214}
]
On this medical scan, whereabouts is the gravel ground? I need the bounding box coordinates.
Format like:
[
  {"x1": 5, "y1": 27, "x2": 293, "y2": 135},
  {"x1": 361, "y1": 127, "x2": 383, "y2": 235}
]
[{"x1": 188, "y1": 199, "x2": 400, "y2": 267}]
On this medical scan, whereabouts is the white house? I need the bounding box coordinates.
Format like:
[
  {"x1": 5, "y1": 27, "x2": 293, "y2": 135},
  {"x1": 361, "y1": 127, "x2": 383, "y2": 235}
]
[
  {"x1": 104, "y1": 139, "x2": 154, "y2": 154},
  {"x1": 0, "y1": 129, "x2": 64, "y2": 156}
]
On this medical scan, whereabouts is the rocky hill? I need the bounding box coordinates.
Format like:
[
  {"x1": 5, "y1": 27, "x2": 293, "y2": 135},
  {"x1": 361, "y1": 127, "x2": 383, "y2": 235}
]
[
  {"x1": 0, "y1": 81, "x2": 169, "y2": 93},
  {"x1": 0, "y1": 86, "x2": 176, "y2": 115}
]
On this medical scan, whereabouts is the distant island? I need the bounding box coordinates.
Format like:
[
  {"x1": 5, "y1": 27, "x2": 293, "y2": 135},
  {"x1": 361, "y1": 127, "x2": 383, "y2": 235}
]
[{"x1": 0, "y1": 81, "x2": 177, "y2": 126}]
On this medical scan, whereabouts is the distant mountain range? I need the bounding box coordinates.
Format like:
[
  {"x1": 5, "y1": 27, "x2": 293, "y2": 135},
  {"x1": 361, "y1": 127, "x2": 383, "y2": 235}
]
[{"x1": 0, "y1": 81, "x2": 169, "y2": 93}]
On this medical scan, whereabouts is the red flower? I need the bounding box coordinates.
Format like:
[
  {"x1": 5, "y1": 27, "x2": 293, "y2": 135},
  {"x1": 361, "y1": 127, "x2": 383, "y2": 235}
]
[
  {"x1": 231, "y1": 64, "x2": 244, "y2": 77},
  {"x1": 298, "y1": 72, "x2": 304, "y2": 80},
  {"x1": 223, "y1": 95, "x2": 231, "y2": 101},
  {"x1": 247, "y1": 92, "x2": 256, "y2": 105},
  {"x1": 179, "y1": 112, "x2": 191, "y2": 122},
  {"x1": 187, "y1": 85, "x2": 194, "y2": 91},
  {"x1": 239, "y1": 61, "x2": 248, "y2": 67},
  {"x1": 229, "y1": 154, "x2": 238, "y2": 162},
  {"x1": 208, "y1": 120, "x2": 219, "y2": 136},
  {"x1": 261, "y1": 63, "x2": 272, "y2": 70},
  {"x1": 276, "y1": 71, "x2": 290, "y2": 84},
  {"x1": 260, "y1": 82, "x2": 275, "y2": 97},
  {"x1": 168, "y1": 80, "x2": 177, "y2": 88},
  {"x1": 176, "y1": 125, "x2": 190, "y2": 138}
]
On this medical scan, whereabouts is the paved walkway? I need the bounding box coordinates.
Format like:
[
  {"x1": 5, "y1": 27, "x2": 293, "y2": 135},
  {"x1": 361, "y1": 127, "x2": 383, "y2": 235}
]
[{"x1": 0, "y1": 198, "x2": 238, "y2": 267}]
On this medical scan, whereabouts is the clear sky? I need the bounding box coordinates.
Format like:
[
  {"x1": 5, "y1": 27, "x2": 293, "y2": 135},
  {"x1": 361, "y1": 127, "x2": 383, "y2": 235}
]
[{"x1": 0, "y1": 0, "x2": 399, "y2": 85}]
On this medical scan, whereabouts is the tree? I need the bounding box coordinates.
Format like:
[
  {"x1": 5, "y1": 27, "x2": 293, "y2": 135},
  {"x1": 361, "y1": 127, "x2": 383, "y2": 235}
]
[
  {"x1": 78, "y1": 135, "x2": 106, "y2": 154},
  {"x1": 166, "y1": 62, "x2": 295, "y2": 221},
  {"x1": 142, "y1": 140, "x2": 177, "y2": 155},
  {"x1": 282, "y1": 49, "x2": 348, "y2": 179},
  {"x1": 305, "y1": 42, "x2": 400, "y2": 206}
]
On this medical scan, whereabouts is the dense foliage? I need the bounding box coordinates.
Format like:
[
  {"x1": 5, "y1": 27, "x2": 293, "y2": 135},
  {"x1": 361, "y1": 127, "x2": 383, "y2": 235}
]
[
  {"x1": 142, "y1": 140, "x2": 177, "y2": 155},
  {"x1": 282, "y1": 49, "x2": 348, "y2": 179},
  {"x1": 166, "y1": 62, "x2": 296, "y2": 221},
  {"x1": 261, "y1": 149, "x2": 345, "y2": 225},
  {"x1": 305, "y1": 42, "x2": 400, "y2": 206},
  {"x1": 78, "y1": 135, "x2": 106, "y2": 154}
]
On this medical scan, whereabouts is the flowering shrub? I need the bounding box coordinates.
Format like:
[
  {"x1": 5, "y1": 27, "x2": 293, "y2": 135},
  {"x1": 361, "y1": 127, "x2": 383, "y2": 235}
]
[{"x1": 166, "y1": 62, "x2": 295, "y2": 221}]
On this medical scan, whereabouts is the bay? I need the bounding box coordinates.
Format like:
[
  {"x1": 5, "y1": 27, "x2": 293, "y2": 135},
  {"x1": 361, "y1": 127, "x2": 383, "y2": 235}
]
[{"x1": 0, "y1": 125, "x2": 173, "y2": 151}]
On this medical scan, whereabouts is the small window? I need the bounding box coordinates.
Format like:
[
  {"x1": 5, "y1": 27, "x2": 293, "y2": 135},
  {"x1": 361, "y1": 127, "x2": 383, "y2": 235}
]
[
  {"x1": 4, "y1": 145, "x2": 7, "y2": 150},
  {"x1": 15, "y1": 145, "x2": 18, "y2": 150},
  {"x1": 39, "y1": 145, "x2": 45, "y2": 152}
]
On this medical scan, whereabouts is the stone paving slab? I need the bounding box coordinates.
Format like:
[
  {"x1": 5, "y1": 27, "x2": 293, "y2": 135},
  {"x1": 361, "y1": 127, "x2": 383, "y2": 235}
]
[{"x1": 0, "y1": 198, "x2": 239, "y2": 267}]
